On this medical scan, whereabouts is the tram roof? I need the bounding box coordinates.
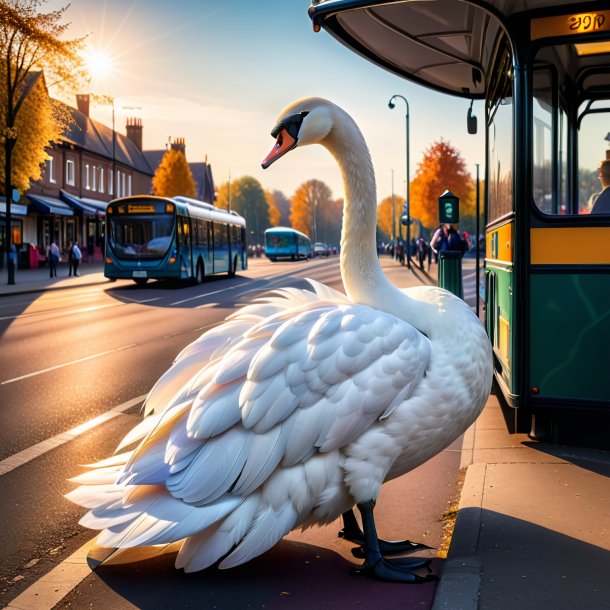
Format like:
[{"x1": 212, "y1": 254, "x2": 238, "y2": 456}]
[{"x1": 308, "y1": 0, "x2": 607, "y2": 99}]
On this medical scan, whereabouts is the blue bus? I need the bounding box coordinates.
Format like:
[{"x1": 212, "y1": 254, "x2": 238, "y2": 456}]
[
  {"x1": 264, "y1": 227, "x2": 312, "y2": 261},
  {"x1": 105, "y1": 195, "x2": 247, "y2": 285}
]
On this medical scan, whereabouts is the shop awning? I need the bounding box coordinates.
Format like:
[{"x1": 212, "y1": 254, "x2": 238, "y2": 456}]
[
  {"x1": 0, "y1": 197, "x2": 28, "y2": 216},
  {"x1": 60, "y1": 191, "x2": 108, "y2": 217},
  {"x1": 27, "y1": 194, "x2": 74, "y2": 216}
]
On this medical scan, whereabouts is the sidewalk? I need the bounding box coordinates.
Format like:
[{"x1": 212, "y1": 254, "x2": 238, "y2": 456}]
[
  {"x1": 433, "y1": 394, "x2": 610, "y2": 609},
  {"x1": 0, "y1": 261, "x2": 111, "y2": 296}
]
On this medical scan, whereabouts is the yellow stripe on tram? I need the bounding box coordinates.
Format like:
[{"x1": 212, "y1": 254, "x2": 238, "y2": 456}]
[{"x1": 530, "y1": 227, "x2": 610, "y2": 265}]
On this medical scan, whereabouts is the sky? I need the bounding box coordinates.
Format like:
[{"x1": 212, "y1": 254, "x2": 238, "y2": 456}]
[{"x1": 46, "y1": 0, "x2": 486, "y2": 202}]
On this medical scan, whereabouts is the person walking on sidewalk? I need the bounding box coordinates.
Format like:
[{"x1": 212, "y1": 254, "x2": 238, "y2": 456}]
[
  {"x1": 71, "y1": 240, "x2": 82, "y2": 276},
  {"x1": 66, "y1": 241, "x2": 74, "y2": 276},
  {"x1": 48, "y1": 242, "x2": 60, "y2": 278}
]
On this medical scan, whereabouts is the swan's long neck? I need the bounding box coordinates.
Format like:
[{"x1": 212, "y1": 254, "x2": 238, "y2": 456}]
[{"x1": 322, "y1": 109, "x2": 435, "y2": 337}]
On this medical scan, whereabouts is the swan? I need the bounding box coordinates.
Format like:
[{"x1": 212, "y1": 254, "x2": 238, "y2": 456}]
[{"x1": 67, "y1": 97, "x2": 492, "y2": 584}]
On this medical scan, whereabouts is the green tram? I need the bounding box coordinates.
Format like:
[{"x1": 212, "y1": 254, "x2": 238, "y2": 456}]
[{"x1": 310, "y1": 0, "x2": 610, "y2": 441}]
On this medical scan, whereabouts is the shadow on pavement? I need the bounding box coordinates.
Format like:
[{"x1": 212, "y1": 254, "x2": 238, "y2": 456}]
[{"x1": 63, "y1": 539, "x2": 440, "y2": 610}]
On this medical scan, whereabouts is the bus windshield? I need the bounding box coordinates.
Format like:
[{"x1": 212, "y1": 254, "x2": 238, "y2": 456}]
[
  {"x1": 109, "y1": 214, "x2": 175, "y2": 259},
  {"x1": 266, "y1": 232, "x2": 294, "y2": 249}
]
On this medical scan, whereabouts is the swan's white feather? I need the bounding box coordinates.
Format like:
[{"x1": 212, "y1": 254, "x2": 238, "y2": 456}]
[{"x1": 67, "y1": 97, "x2": 492, "y2": 574}]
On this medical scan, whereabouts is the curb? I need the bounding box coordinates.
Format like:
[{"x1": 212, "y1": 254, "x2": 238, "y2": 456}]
[{"x1": 431, "y1": 462, "x2": 486, "y2": 610}]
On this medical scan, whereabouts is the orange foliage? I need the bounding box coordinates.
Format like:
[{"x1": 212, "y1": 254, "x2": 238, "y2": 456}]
[
  {"x1": 290, "y1": 179, "x2": 332, "y2": 240},
  {"x1": 265, "y1": 190, "x2": 282, "y2": 226},
  {"x1": 377, "y1": 195, "x2": 405, "y2": 240},
  {"x1": 410, "y1": 139, "x2": 474, "y2": 228}
]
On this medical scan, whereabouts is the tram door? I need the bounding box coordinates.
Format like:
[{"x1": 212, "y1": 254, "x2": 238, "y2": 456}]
[{"x1": 485, "y1": 41, "x2": 517, "y2": 405}]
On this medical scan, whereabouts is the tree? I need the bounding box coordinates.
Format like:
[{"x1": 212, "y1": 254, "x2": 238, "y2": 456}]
[
  {"x1": 0, "y1": 0, "x2": 85, "y2": 283},
  {"x1": 290, "y1": 179, "x2": 333, "y2": 242},
  {"x1": 0, "y1": 72, "x2": 66, "y2": 193},
  {"x1": 152, "y1": 148, "x2": 196, "y2": 197},
  {"x1": 216, "y1": 176, "x2": 269, "y2": 244},
  {"x1": 410, "y1": 139, "x2": 474, "y2": 229},
  {"x1": 377, "y1": 194, "x2": 405, "y2": 241},
  {"x1": 264, "y1": 190, "x2": 282, "y2": 227},
  {"x1": 265, "y1": 189, "x2": 290, "y2": 226}
]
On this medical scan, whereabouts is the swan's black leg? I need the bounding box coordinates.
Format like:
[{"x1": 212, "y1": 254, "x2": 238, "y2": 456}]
[
  {"x1": 339, "y1": 509, "x2": 432, "y2": 556},
  {"x1": 351, "y1": 501, "x2": 437, "y2": 584}
]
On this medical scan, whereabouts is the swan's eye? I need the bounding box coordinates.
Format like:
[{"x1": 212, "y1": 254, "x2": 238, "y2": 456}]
[{"x1": 277, "y1": 133, "x2": 283, "y2": 149}]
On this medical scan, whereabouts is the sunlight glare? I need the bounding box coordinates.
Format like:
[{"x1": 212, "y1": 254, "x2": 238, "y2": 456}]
[{"x1": 83, "y1": 46, "x2": 114, "y2": 80}]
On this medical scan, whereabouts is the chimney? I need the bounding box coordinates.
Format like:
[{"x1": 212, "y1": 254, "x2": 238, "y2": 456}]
[
  {"x1": 125, "y1": 117, "x2": 143, "y2": 151},
  {"x1": 76, "y1": 94, "x2": 90, "y2": 117},
  {"x1": 170, "y1": 137, "x2": 186, "y2": 154}
]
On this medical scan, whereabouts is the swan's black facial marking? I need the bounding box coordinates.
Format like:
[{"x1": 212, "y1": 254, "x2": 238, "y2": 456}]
[
  {"x1": 270, "y1": 111, "x2": 309, "y2": 140},
  {"x1": 262, "y1": 111, "x2": 309, "y2": 169}
]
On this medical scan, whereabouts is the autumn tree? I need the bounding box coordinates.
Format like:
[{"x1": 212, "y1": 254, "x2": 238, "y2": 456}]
[
  {"x1": 410, "y1": 139, "x2": 474, "y2": 229},
  {"x1": 265, "y1": 189, "x2": 290, "y2": 226},
  {"x1": 290, "y1": 179, "x2": 333, "y2": 243},
  {"x1": 377, "y1": 194, "x2": 405, "y2": 241},
  {"x1": 0, "y1": 0, "x2": 85, "y2": 283},
  {"x1": 216, "y1": 176, "x2": 269, "y2": 244},
  {"x1": 152, "y1": 148, "x2": 196, "y2": 198},
  {"x1": 264, "y1": 190, "x2": 282, "y2": 227},
  {"x1": 316, "y1": 197, "x2": 343, "y2": 247}
]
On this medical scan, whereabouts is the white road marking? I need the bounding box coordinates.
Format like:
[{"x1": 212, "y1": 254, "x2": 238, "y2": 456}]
[
  {"x1": 194, "y1": 302, "x2": 219, "y2": 310},
  {"x1": 0, "y1": 394, "x2": 146, "y2": 476},
  {"x1": 0, "y1": 344, "x2": 137, "y2": 385},
  {"x1": 4, "y1": 537, "x2": 99, "y2": 610},
  {"x1": 169, "y1": 281, "x2": 250, "y2": 306}
]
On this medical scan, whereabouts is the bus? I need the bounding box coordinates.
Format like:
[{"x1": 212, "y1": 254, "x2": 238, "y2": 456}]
[
  {"x1": 264, "y1": 227, "x2": 312, "y2": 261},
  {"x1": 310, "y1": 1, "x2": 610, "y2": 442},
  {"x1": 105, "y1": 195, "x2": 247, "y2": 285}
]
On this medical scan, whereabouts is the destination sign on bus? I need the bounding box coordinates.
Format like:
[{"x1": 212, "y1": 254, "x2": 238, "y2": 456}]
[
  {"x1": 127, "y1": 204, "x2": 156, "y2": 214},
  {"x1": 531, "y1": 11, "x2": 610, "y2": 40}
]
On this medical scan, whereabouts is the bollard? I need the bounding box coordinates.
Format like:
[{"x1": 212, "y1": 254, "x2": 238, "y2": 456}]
[{"x1": 438, "y1": 250, "x2": 463, "y2": 298}]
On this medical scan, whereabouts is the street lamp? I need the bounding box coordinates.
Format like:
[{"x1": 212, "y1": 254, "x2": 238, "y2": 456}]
[{"x1": 388, "y1": 94, "x2": 411, "y2": 268}]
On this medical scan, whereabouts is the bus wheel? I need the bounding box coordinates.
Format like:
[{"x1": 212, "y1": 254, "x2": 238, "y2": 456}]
[
  {"x1": 134, "y1": 278, "x2": 148, "y2": 287},
  {"x1": 195, "y1": 260, "x2": 204, "y2": 284}
]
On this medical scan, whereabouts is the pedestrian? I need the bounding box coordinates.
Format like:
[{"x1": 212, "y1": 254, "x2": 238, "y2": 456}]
[
  {"x1": 447, "y1": 226, "x2": 467, "y2": 257},
  {"x1": 430, "y1": 224, "x2": 448, "y2": 262},
  {"x1": 66, "y1": 240, "x2": 74, "y2": 276},
  {"x1": 589, "y1": 159, "x2": 610, "y2": 214},
  {"x1": 71, "y1": 240, "x2": 82, "y2": 276},
  {"x1": 48, "y1": 241, "x2": 60, "y2": 278}
]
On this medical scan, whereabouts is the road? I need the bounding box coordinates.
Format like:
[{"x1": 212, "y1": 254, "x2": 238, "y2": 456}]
[{"x1": 0, "y1": 256, "x2": 476, "y2": 609}]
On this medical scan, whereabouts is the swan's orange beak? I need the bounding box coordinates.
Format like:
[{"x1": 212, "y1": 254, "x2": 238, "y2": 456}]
[{"x1": 261, "y1": 129, "x2": 297, "y2": 169}]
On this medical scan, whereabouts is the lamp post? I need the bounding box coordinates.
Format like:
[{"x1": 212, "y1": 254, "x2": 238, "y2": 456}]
[
  {"x1": 388, "y1": 94, "x2": 411, "y2": 269},
  {"x1": 391, "y1": 169, "x2": 396, "y2": 255}
]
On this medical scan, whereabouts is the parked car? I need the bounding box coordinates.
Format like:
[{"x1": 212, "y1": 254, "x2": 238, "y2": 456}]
[{"x1": 313, "y1": 242, "x2": 329, "y2": 257}]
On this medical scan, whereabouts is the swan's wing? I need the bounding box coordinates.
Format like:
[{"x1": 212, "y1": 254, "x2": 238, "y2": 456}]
[{"x1": 236, "y1": 304, "x2": 431, "y2": 458}]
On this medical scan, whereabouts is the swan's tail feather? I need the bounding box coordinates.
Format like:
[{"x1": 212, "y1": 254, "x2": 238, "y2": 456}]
[
  {"x1": 219, "y1": 502, "x2": 297, "y2": 569},
  {"x1": 175, "y1": 494, "x2": 260, "y2": 572}
]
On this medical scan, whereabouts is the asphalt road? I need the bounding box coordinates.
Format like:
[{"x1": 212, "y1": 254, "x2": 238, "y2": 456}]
[{"x1": 0, "y1": 256, "x2": 474, "y2": 608}]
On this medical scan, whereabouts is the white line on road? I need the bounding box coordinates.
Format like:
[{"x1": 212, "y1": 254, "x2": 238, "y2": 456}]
[
  {"x1": 169, "y1": 281, "x2": 250, "y2": 306},
  {"x1": 0, "y1": 344, "x2": 137, "y2": 385},
  {"x1": 4, "y1": 537, "x2": 99, "y2": 610},
  {"x1": 0, "y1": 394, "x2": 146, "y2": 476}
]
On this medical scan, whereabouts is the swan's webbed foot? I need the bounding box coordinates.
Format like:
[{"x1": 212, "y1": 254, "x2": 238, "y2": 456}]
[
  {"x1": 350, "y1": 501, "x2": 437, "y2": 584},
  {"x1": 352, "y1": 557, "x2": 437, "y2": 584},
  {"x1": 339, "y1": 509, "x2": 433, "y2": 557}
]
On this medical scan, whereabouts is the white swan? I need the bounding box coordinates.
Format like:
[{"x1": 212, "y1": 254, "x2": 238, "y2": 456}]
[{"x1": 67, "y1": 97, "x2": 492, "y2": 583}]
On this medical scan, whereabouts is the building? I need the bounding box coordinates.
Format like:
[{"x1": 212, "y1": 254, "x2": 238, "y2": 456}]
[
  {"x1": 21, "y1": 93, "x2": 154, "y2": 265},
  {"x1": 144, "y1": 141, "x2": 216, "y2": 204}
]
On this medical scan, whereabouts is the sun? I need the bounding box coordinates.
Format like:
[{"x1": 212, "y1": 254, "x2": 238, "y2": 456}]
[{"x1": 82, "y1": 46, "x2": 114, "y2": 80}]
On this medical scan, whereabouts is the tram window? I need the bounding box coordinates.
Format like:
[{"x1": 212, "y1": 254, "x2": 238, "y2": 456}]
[
  {"x1": 488, "y1": 93, "x2": 513, "y2": 220},
  {"x1": 533, "y1": 68, "x2": 554, "y2": 213},
  {"x1": 487, "y1": 41, "x2": 513, "y2": 222},
  {"x1": 578, "y1": 104, "x2": 610, "y2": 214}
]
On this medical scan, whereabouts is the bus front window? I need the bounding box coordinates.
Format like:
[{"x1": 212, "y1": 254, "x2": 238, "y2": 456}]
[{"x1": 109, "y1": 214, "x2": 175, "y2": 259}]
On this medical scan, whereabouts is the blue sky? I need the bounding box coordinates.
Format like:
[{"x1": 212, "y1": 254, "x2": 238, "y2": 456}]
[{"x1": 48, "y1": 0, "x2": 485, "y2": 201}]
